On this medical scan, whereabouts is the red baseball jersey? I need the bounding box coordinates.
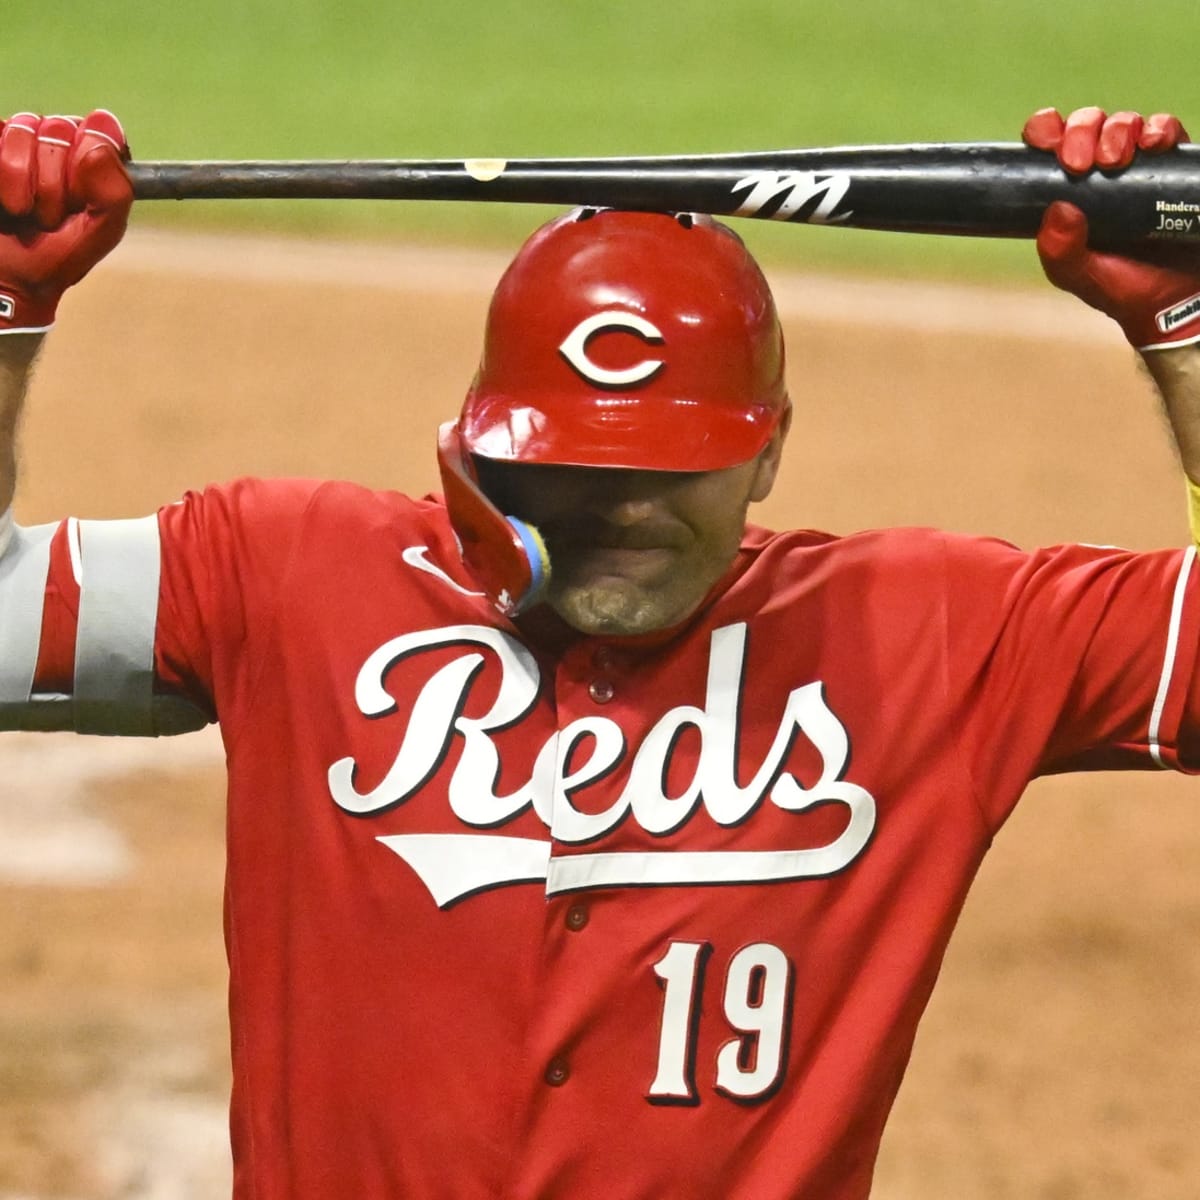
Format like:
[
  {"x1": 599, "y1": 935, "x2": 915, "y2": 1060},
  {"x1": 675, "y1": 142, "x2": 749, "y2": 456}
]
[{"x1": 33, "y1": 478, "x2": 1200, "y2": 1198}]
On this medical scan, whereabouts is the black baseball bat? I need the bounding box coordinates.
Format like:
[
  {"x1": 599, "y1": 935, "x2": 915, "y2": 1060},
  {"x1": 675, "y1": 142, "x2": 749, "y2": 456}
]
[{"x1": 126, "y1": 143, "x2": 1200, "y2": 248}]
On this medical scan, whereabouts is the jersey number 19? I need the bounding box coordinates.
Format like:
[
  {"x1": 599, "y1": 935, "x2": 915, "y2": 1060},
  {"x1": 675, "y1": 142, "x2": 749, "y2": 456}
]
[{"x1": 649, "y1": 940, "x2": 794, "y2": 1106}]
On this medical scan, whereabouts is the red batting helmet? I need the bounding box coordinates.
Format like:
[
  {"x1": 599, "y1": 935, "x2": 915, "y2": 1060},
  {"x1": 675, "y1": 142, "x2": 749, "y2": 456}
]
[
  {"x1": 457, "y1": 207, "x2": 789, "y2": 470},
  {"x1": 438, "y1": 208, "x2": 790, "y2": 616}
]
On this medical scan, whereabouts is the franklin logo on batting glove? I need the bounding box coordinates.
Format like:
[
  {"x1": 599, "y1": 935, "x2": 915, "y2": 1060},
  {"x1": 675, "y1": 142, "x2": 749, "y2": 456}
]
[{"x1": 1157, "y1": 291, "x2": 1200, "y2": 334}]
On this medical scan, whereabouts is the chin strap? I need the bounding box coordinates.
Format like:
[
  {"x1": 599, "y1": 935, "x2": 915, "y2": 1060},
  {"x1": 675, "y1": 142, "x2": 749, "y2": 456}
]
[{"x1": 436, "y1": 422, "x2": 550, "y2": 617}]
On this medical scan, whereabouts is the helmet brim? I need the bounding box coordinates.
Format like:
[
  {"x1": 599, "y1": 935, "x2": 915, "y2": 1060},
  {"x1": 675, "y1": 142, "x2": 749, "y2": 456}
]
[{"x1": 460, "y1": 392, "x2": 786, "y2": 472}]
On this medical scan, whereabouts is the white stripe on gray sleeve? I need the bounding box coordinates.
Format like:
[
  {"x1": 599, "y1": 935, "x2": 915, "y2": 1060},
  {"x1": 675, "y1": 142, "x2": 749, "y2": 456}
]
[
  {"x1": 73, "y1": 516, "x2": 162, "y2": 736},
  {"x1": 0, "y1": 521, "x2": 56, "y2": 706},
  {"x1": 1148, "y1": 545, "x2": 1197, "y2": 769}
]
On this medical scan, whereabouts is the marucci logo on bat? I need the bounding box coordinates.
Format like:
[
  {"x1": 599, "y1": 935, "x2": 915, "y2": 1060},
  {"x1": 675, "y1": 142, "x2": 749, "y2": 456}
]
[
  {"x1": 731, "y1": 170, "x2": 853, "y2": 223},
  {"x1": 327, "y1": 622, "x2": 877, "y2": 907}
]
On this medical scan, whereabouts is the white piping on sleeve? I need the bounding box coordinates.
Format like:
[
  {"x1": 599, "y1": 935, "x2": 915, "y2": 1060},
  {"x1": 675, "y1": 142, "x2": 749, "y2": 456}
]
[
  {"x1": 67, "y1": 517, "x2": 82, "y2": 586},
  {"x1": 1148, "y1": 545, "x2": 1197, "y2": 768}
]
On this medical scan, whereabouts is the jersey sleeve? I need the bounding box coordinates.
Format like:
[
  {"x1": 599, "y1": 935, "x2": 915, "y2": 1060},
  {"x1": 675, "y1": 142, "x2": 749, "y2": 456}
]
[
  {"x1": 942, "y1": 534, "x2": 1200, "y2": 828},
  {"x1": 30, "y1": 477, "x2": 330, "y2": 734},
  {"x1": 154, "y1": 477, "x2": 334, "y2": 722}
]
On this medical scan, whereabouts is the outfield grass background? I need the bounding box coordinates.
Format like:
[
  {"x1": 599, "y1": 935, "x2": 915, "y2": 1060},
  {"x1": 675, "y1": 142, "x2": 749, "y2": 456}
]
[{"x1": 2, "y1": 0, "x2": 1198, "y2": 279}]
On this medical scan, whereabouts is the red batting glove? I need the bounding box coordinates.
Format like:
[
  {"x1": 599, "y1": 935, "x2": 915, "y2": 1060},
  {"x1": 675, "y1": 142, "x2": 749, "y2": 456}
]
[
  {"x1": 1023, "y1": 106, "x2": 1200, "y2": 351},
  {"x1": 0, "y1": 110, "x2": 132, "y2": 332}
]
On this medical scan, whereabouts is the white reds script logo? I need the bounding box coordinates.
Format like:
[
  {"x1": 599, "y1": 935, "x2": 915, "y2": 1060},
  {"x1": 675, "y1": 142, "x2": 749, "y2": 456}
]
[
  {"x1": 558, "y1": 310, "x2": 666, "y2": 387},
  {"x1": 327, "y1": 622, "x2": 877, "y2": 907},
  {"x1": 731, "y1": 170, "x2": 853, "y2": 223}
]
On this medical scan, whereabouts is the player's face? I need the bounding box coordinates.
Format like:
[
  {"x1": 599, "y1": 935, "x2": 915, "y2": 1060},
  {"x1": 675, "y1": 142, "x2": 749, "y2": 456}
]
[{"x1": 477, "y1": 433, "x2": 785, "y2": 636}]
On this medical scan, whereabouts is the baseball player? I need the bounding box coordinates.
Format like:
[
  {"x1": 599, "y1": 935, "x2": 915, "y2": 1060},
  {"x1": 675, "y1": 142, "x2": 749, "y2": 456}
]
[{"x1": 0, "y1": 105, "x2": 1197, "y2": 1198}]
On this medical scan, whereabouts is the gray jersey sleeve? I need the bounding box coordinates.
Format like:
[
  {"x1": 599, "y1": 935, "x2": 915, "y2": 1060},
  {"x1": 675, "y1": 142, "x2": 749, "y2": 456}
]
[{"x1": 0, "y1": 510, "x2": 208, "y2": 737}]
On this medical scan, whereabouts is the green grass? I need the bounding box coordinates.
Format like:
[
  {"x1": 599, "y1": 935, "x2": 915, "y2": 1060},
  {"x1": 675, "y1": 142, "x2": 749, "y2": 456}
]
[{"x1": 3, "y1": 0, "x2": 1197, "y2": 280}]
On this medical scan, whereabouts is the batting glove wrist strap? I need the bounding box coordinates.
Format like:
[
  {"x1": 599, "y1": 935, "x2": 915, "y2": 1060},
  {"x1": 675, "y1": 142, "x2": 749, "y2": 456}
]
[
  {"x1": 0, "y1": 286, "x2": 56, "y2": 332},
  {"x1": 1138, "y1": 295, "x2": 1200, "y2": 353}
]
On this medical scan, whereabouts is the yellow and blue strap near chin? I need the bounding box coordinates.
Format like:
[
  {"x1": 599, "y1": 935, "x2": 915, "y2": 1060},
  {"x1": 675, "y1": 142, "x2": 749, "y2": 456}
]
[{"x1": 1189, "y1": 476, "x2": 1200, "y2": 549}]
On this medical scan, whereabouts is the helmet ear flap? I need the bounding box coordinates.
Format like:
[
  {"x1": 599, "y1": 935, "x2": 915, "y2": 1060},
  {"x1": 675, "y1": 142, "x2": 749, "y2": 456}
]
[{"x1": 436, "y1": 422, "x2": 550, "y2": 617}]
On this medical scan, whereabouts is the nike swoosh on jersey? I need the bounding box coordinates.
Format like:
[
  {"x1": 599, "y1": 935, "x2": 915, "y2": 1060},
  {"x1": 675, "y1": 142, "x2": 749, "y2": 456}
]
[{"x1": 401, "y1": 546, "x2": 485, "y2": 598}]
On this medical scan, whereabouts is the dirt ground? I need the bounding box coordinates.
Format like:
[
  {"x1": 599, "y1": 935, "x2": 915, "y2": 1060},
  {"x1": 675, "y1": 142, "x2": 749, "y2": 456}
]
[{"x1": 1, "y1": 225, "x2": 1197, "y2": 1199}]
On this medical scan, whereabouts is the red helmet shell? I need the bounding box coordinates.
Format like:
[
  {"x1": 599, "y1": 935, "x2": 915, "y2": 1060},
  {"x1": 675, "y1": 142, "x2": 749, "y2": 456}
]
[{"x1": 458, "y1": 209, "x2": 788, "y2": 471}]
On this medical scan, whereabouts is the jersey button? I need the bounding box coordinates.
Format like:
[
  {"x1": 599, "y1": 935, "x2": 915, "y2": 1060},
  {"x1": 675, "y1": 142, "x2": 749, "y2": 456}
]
[
  {"x1": 589, "y1": 679, "x2": 615, "y2": 704},
  {"x1": 565, "y1": 903, "x2": 589, "y2": 931},
  {"x1": 544, "y1": 1056, "x2": 571, "y2": 1087}
]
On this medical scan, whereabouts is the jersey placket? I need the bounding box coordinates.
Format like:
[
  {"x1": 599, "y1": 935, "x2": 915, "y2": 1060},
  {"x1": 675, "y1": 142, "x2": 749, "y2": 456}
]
[{"x1": 504, "y1": 636, "x2": 638, "y2": 1193}]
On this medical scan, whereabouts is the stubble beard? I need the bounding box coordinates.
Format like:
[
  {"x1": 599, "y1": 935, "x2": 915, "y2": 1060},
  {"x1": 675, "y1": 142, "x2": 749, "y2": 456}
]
[{"x1": 551, "y1": 577, "x2": 681, "y2": 637}]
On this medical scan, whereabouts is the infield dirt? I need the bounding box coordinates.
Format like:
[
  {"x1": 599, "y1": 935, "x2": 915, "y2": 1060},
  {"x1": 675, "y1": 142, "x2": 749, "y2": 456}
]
[{"x1": 1, "y1": 228, "x2": 1196, "y2": 1199}]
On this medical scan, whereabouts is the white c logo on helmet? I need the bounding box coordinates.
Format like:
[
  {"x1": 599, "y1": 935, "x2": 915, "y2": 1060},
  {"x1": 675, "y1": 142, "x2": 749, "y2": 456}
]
[{"x1": 558, "y1": 311, "x2": 666, "y2": 388}]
